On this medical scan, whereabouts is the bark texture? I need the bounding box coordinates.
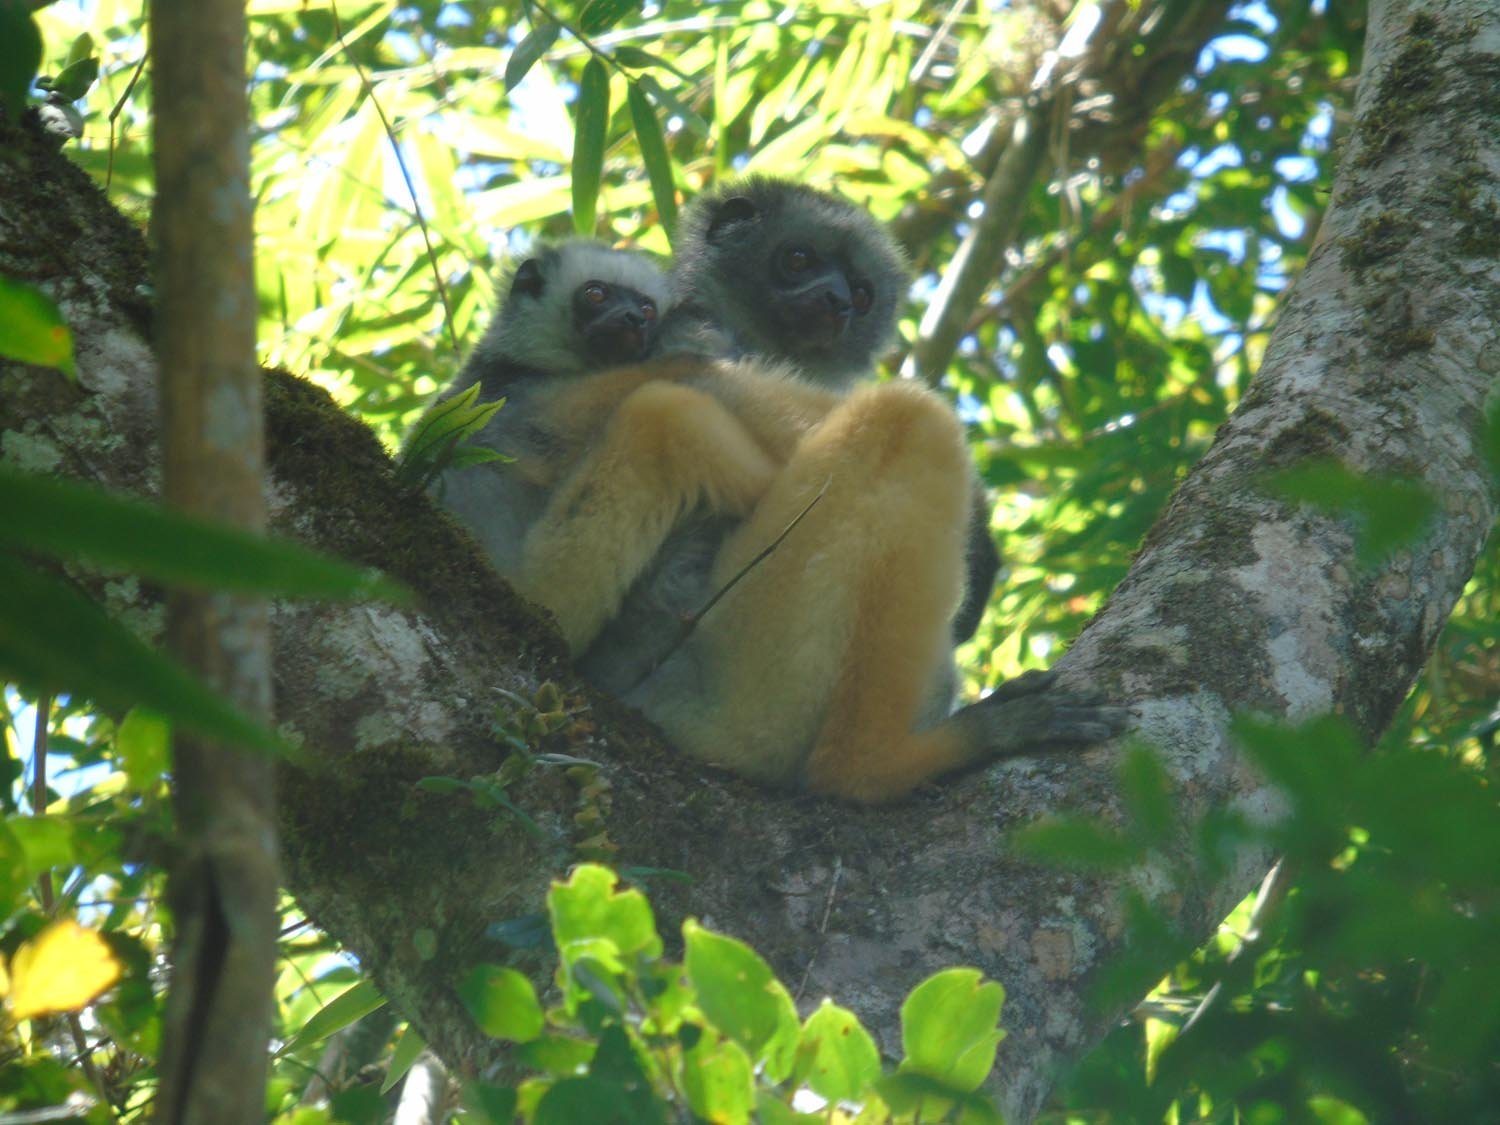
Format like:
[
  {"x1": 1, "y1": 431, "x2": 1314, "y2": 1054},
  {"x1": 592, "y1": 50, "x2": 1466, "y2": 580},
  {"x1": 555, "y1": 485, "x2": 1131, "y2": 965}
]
[{"x1": 0, "y1": 0, "x2": 1495, "y2": 1118}]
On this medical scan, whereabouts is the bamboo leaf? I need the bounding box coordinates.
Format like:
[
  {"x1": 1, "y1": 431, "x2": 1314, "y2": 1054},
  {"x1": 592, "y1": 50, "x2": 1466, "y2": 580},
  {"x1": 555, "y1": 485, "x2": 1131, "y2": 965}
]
[
  {"x1": 628, "y1": 82, "x2": 678, "y2": 239},
  {"x1": 578, "y1": 0, "x2": 636, "y2": 35},
  {"x1": 0, "y1": 555, "x2": 295, "y2": 759},
  {"x1": 380, "y1": 1025, "x2": 427, "y2": 1095},
  {"x1": 505, "y1": 19, "x2": 560, "y2": 92},
  {"x1": 571, "y1": 57, "x2": 610, "y2": 236},
  {"x1": 279, "y1": 981, "x2": 387, "y2": 1056},
  {"x1": 0, "y1": 467, "x2": 408, "y2": 603},
  {"x1": 635, "y1": 73, "x2": 708, "y2": 139}
]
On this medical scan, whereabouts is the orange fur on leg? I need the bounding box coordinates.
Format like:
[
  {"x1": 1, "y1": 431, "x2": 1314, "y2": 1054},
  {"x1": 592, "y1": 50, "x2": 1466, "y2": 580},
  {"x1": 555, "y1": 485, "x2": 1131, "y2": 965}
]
[
  {"x1": 631, "y1": 381, "x2": 978, "y2": 798},
  {"x1": 517, "y1": 381, "x2": 777, "y2": 652}
]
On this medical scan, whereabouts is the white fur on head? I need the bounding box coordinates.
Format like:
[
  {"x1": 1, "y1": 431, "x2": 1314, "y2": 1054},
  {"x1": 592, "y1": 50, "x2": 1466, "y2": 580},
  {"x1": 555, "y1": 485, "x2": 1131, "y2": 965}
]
[{"x1": 473, "y1": 240, "x2": 670, "y2": 375}]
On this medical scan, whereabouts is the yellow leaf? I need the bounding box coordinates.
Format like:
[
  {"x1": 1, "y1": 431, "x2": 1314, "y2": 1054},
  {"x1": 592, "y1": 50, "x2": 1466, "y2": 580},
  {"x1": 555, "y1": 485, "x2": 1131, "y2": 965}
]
[{"x1": 8, "y1": 920, "x2": 122, "y2": 1020}]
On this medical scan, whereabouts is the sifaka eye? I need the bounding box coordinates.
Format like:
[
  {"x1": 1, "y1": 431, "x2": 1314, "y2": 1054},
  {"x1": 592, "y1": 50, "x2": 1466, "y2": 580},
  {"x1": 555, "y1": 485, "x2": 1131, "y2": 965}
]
[
  {"x1": 640, "y1": 299, "x2": 657, "y2": 321},
  {"x1": 583, "y1": 281, "x2": 609, "y2": 304},
  {"x1": 851, "y1": 284, "x2": 873, "y2": 314},
  {"x1": 781, "y1": 246, "x2": 813, "y2": 274}
]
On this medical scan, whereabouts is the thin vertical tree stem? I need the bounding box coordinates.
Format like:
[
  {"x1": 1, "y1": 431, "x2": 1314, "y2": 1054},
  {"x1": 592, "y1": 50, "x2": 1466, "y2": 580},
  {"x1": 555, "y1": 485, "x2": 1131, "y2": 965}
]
[{"x1": 150, "y1": 1, "x2": 279, "y2": 1121}]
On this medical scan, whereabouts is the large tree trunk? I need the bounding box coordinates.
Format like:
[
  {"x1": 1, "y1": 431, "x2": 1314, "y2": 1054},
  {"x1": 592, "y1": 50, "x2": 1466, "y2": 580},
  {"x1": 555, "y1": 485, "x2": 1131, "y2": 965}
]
[{"x1": 0, "y1": 0, "x2": 1494, "y2": 1117}]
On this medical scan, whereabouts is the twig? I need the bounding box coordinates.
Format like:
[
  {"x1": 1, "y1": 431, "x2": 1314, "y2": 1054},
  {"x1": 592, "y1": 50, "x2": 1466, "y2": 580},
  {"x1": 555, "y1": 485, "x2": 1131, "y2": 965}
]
[
  {"x1": 30, "y1": 697, "x2": 112, "y2": 1109},
  {"x1": 106, "y1": 54, "x2": 148, "y2": 192},
  {"x1": 329, "y1": 0, "x2": 457, "y2": 354},
  {"x1": 795, "y1": 857, "x2": 843, "y2": 1001},
  {"x1": 908, "y1": 0, "x2": 969, "y2": 85},
  {"x1": 30, "y1": 693, "x2": 52, "y2": 906},
  {"x1": 627, "y1": 482, "x2": 829, "y2": 688},
  {"x1": 1180, "y1": 858, "x2": 1293, "y2": 1035},
  {"x1": 692, "y1": 482, "x2": 828, "y2": 623}
]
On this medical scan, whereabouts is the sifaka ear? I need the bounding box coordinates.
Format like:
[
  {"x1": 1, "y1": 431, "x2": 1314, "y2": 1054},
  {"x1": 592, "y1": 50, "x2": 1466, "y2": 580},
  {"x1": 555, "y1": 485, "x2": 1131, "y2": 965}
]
[
  {"x1": 510, "y1": 258, "x2": 546, "y2": 299},
  {"x1": 706, "y1": 196, "x2": 759, "y2": 242}
]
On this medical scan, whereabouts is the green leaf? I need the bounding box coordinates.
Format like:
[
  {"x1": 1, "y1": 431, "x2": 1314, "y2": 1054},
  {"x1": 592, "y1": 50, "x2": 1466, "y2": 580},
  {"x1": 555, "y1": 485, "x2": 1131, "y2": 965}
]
[
  {"x1": 548, "y1": 864, "x2": 663, "y2": 964},
  {"x1": 1010, "y1": 815, "x2": 1139, "y2": 870},
  {"x1": 611, "y1": 46, "x2": 686, "y2": 79},
  {"x1": 572, "y1": 957, "x2": 627, "y2": 1016},
  {"x1": 898, "y1": 968, "x2": 1005, "y2": 1094},
  {"x1": 633, "y1": 73, "x2": 709, "y2": 138},
  {"x1": 279, "y1": 980, "x2": 386, "y2": 1056},
  {"x1": 875, "y1": 1071, "x2": 1004, "y2": 1123},
  {"x1": 571, "y1": 57, "x2": 610, "y2": 237},
  {"x1": 682, "y1": 1031, "x2": 754, "y2": 1124},
  {"x1": 41, "y1": 34, "x2": 99, "y2": 102},
  {"x1": 485, "y1": 911, "x2": 552, "y2": 951},
  {"x1": 515, "y1": 1033, "x2": 596, "y2": 1075},
  {"x1": 1308, "y1": 1095, "x2": 1372, "y2": 1125},
  {"x1": 578, "y1": 0, "x2": 636, "y2": 34},
  {"x1": 1143, "y1": 1014, "x2": 1177, "y2": 1086},
  {"x1": 0, "y1": 822, "x2": 28, "y2": 912},
  {"x1": 8, "y1": 815, "x2": 73, "y2": 874},
  {"x1": 460, "y1": 1081, "x2": 519, "y2": 1124},
  {"x1": 683, "y1": 919, "x2": 799, "y2": 1068},
  {"x1": 458, "y1": 964, "x2": 545, "y2": 1041},
  {"x1": 505, "y1": 19, "x2": 560, "y2": 92},
  {"x1": 0, "y1": 276, "x2": 75, "y2": 378},
  {"x1": 627, "y1": 83, "x2": 678, "y2": 239},
  {"x1": 0, "y1": 466, "x2": 409, "y2": 604},
  {"x1": 1119, "y1": 743, "x2": 1175, "y2": 846},
  {"x1": 0, "y1": 3, "x2": 42, "y2": 118},
  {"x1": 379, "y1": 1024, "x2": 426, "y2": 1095},
  {"x1": 1481, "y1": 394, "x2": 1500, "y2": 485},
  {"x1": 1265, "y1": 460, "x2": 1436, "y2": 566},
  {"x1": 116, "y1": 708, "x2": 170, "y2": 791},
  {"x1": 534, "y1": 1077, "x2": 652, "y2": 1125},
  {"x1": 63, "y1": 31, "x2": 95, "y2": 71},
  {"x1": 0, "y1": 554, "x2": 293, "y2": 759},
  {"x1": 447, "y1": 445, "x2": 511, "y2": 471},
  {"x1": 416, "y1": 775, "x2": 545, "y2": 839},
  {"x1": 397, "y1": 383, "x2": 506, "y2": 490},
  {"x1": 587, "y1": 1025, "x2": 664, "y2": 1121},
  {"x1": 793, "y1": 999, "x2": 881, "y2": 1104}
]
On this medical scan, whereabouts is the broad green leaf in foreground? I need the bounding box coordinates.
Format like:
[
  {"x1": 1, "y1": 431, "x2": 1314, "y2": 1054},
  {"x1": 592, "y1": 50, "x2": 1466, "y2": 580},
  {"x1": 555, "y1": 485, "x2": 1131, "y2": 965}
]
[
  {"x1": 683, "y1": 919, "x2": 800, "y2": 1077},
  {"x1": 5, "y1": 920, "x2": 122, "y2": 1020},
  {"x1": 0, "y1": 554, "x2": 293, "y2": 758},
  {"x1": 0, "y1": 466, "x2": 409, "y2": 603},
  {"x1": 0, "y1": 275, "x2": 75, "y2": 378},
  {"x1": 548, "y1": 864, "x2": 663, "y2": 964},
  {"x1": 458, "y1": 964, "x2": 545, "y2": 1042},
  {"x1": 793, "y1": 999, "x2": 881, "y2": 1104},
  {"x1": 898, "y1": 967, "x2": 1006, "y2": 1094}
]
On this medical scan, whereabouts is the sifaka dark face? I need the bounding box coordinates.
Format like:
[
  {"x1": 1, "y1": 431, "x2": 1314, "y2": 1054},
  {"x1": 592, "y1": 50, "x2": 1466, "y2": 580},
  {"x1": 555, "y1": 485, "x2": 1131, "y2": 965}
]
[
  {"x1": 571, "y1": 279, "x2": 659, "y2": 365},
  {"x1": 763, "y1": 238, "x2": 876, "y2": 358},
  {"x1": 687, "y1": 184, "x2": 906, "y2": 381}
]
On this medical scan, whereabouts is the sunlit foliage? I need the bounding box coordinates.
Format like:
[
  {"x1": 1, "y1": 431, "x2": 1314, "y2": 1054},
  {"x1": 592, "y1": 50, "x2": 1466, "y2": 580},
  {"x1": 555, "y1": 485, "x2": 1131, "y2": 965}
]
[{"x1": 4, "y1": 0, "x2": 1496, "y2": 1120}]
